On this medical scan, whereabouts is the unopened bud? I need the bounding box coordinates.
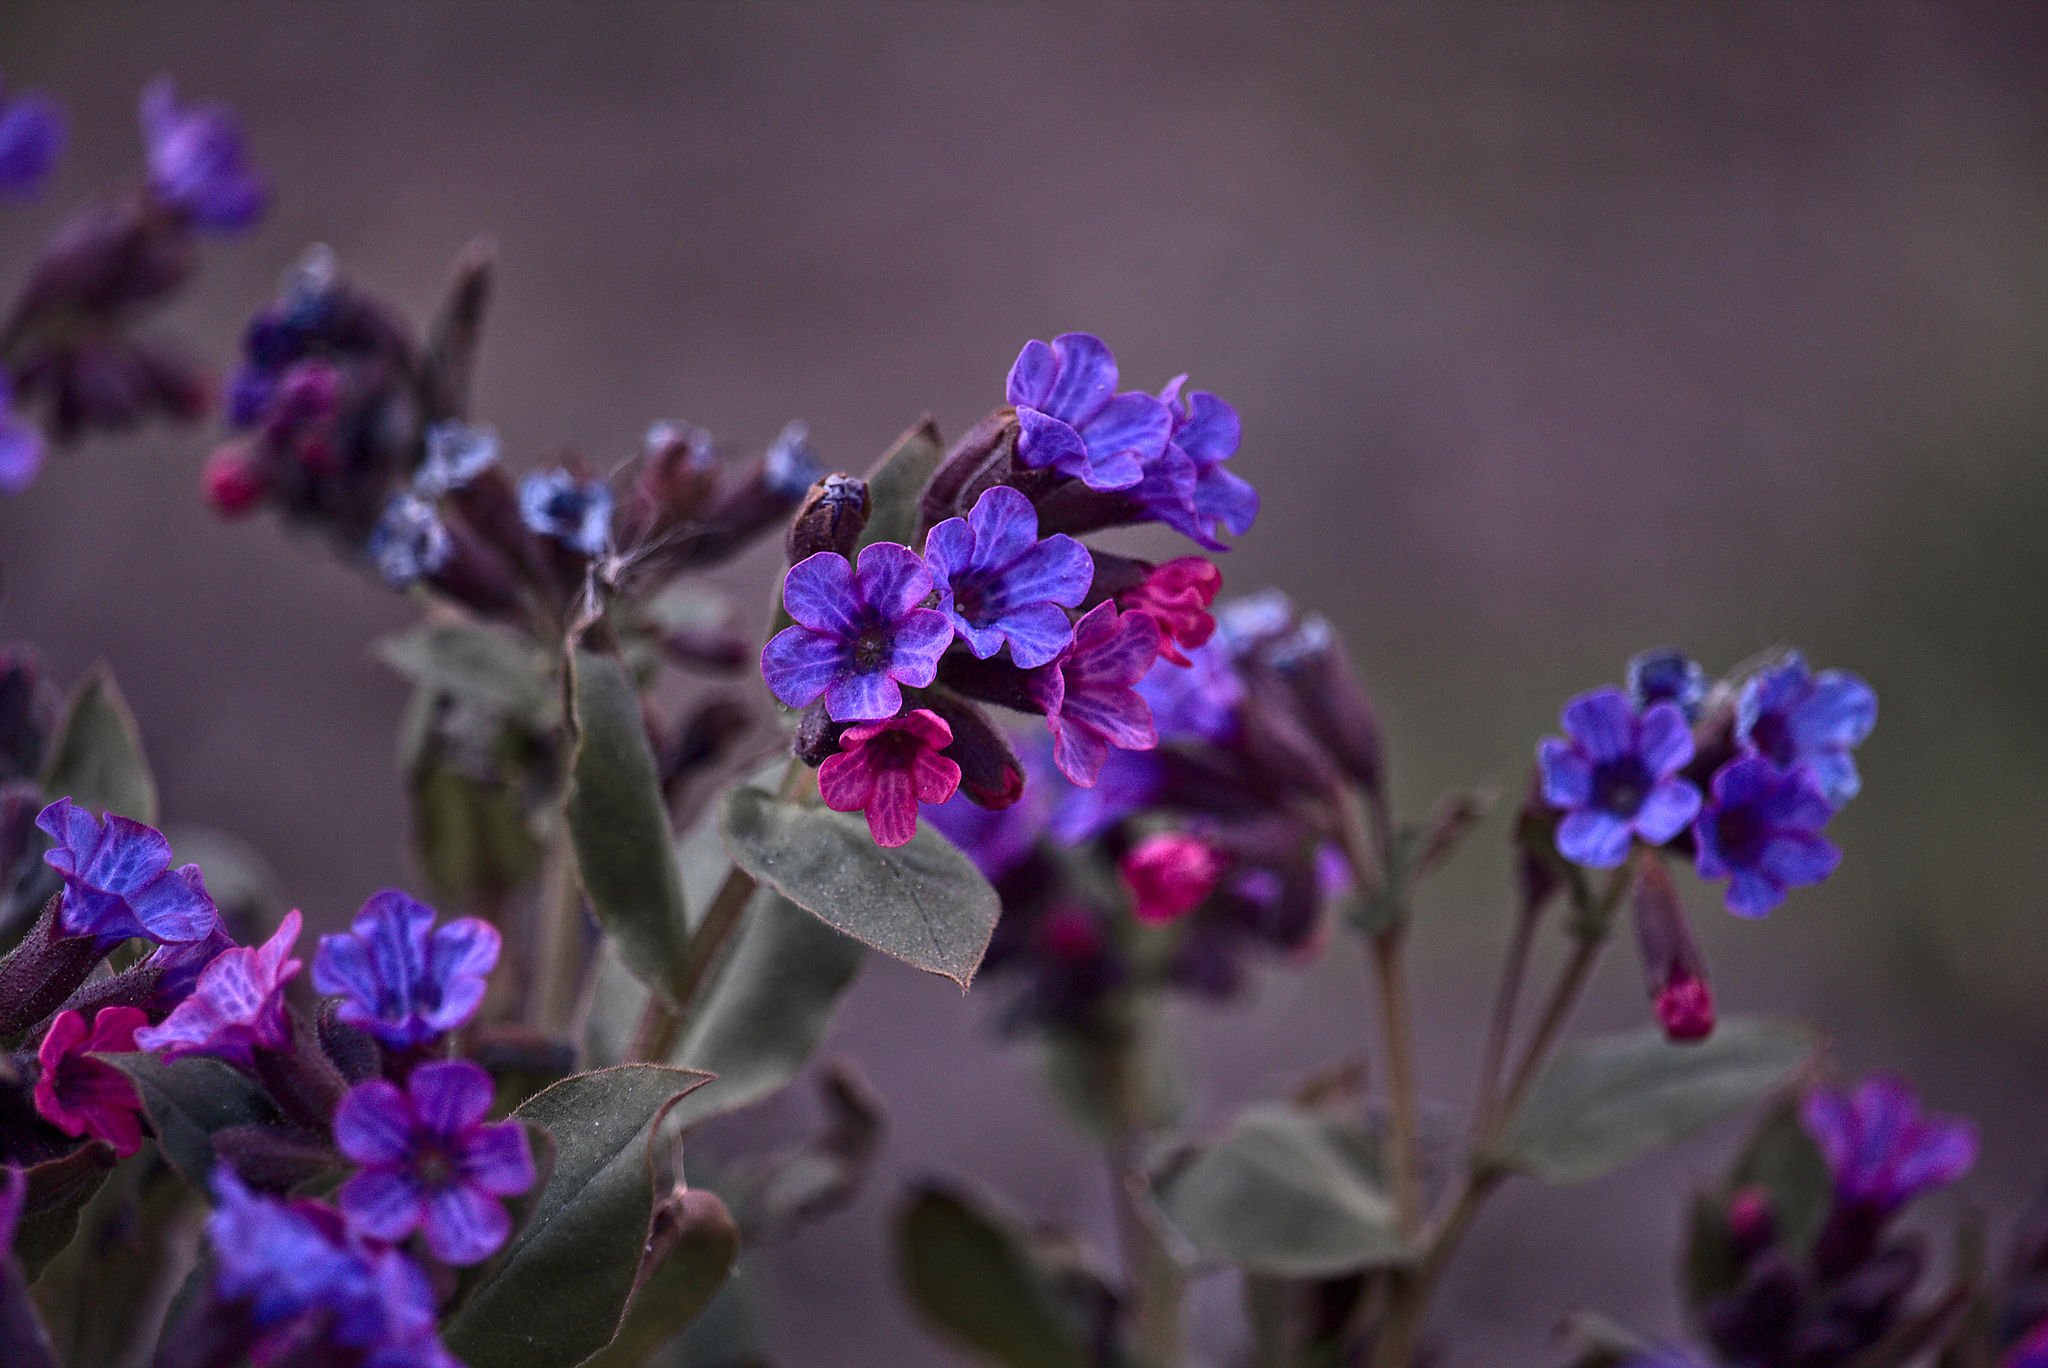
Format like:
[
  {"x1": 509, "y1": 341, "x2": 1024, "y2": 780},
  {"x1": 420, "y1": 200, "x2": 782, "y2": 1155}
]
[
  {"x1": 924, "y1": 692, "x2": 1023, "y2": 809},
  {"x1": 1633, "y1": 855, "x2": 1716, "y2": 1043},
  {"x1": 1726, "y1": 1185, "x2": 1777, "y2": 1263},
  {"x1": 635, "y1": 419, "x2": 719, "y2": 526},
  {"x1": 922, "y1": 408, "x2": 1018, "y2": 527},
  {"x1": 794, "y1": 699, "x2": 847, "y2": 768},
  {"x1": 785, "y1": 474, "x2": 870, "y2": 562},
  {"x1": 201, "y1": 442, "x2": 270, "y2": 516},
  {"x1": 1121, "y1": 833, "x2": 1226, "y2": 926}
]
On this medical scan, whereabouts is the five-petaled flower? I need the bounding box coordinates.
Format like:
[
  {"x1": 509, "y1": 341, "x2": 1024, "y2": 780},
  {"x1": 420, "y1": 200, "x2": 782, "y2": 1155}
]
[
  {"x1": 1736, "y1": 652, "x2": 1877, "y2": 809},
  {"x1": 139, "y1": 76, "x2": 267, "y2": 233},
  {"x1": 1151, "y1": 377, "x2": 1258, "y2": 549},
  {"x1": 1120, "y1": 832, "x2": 1225, "y2": 925},
  {"x1": 313, "y1": 889, "x2": 501, "y2": 1048},
  {"x1": 34, "y1": 1006, "x2": 148, "y2": 1156},
  {"x1": 1801, "y1": 1074, "x2": 1977, "y2": 1215},
  {"x1": 334, "y1": 1060, "x2": 537, "y2": 1266},
  {"x1": 1116, "y1": 557, "x2": 1222, "y2": 667},
  {"x1": 1006, "y1": 333, "x2": 1171, "y2": 491},
  {"x1": 36, "y1": 798, "x2": 220, "y2": 949},
  {"x1": 1693, "y1": 755, "x2": 1839, "y2": 918},
  {"x1": 922, "y1": 485, "x2": 1093, "y2": 668},
  {"x1": 818, "y1": 709, "x2": 962, "y2": 847},
  {"x1": 517, "y1": 468, "x2": 613, "y2": 556},
  {"x1": 136, "y1": 910, "x2": 304, "y2": 1068},
  {"x1": 1537, "y1": 689, "x2": 1701, "y2": 869},
  {"x1": 762, "y1": 543, "x2": 952, "y2": 722},
  {"x1": 1029, "y1": 601, "x2": 1162, "y2": 787}
]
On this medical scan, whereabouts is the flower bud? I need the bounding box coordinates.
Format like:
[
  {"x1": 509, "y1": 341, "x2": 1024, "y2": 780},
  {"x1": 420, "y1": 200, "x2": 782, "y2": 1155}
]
[
  {"x1": 785, "y1": 474, "x2": 870, "y2": 562},
  {"x1": 922, "y1": 408, "x2": 1018, "y2": 528},
  {"x1": 201, "y1": 441, "x2": 270, "y2": 516},
  {"x1": 1632, "y1": 855, "x2": 1716, "y2": 1043},
  {"x1": 924, "y1": 692, "x2": 1024, "y2": 809},
  {"x1": 0, "y1": 649, "x2": 55, "y2": 783},
  {"x1": 1115, "y1": 558, "x2": 1221, "y2": 666},
  {"x1": 631, "y1": 419, "x2": 719, "y2": 529}
]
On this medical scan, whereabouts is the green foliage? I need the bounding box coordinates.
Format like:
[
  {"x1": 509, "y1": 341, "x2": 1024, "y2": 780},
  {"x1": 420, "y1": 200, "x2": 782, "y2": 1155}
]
[
  {"x1": 39, "y1": 664, "x2": 156, "y2": 821},
  {"x1": 580, "y1": 1191, "x2": 740, "y2": 1368},
  {"x1": 109, "y1": 1054, "x2": 278, "y2": 1190},
  {"x1": 10, "y1": 1144, "x2": 116, "y2": 1281},
  {"x1": 379, "y1": 622, "x2": 560, "y2": 731},
  {"x1": 1494, "y1": 1019, "x2": 1815, "y2": 1185},
  {"x1": 1686, "y1": 1098, "x2": 1832, "y2": 1308},
  {"x1": 856, "y1": 417, "x2": 944, "y2": 551},
  {"x1": 1155, "y1": 1104, "x2": 1408, "y2": 1277},
  {"x1": 444, "y1": 1066, "x2": 711, "y2": 1368},
  {"x1": 718, "y1": 783, "x2": 997, "y2": 987},
  {"x1": 897, "y1": 1185, "x2": 1096, "y2": 1368}
]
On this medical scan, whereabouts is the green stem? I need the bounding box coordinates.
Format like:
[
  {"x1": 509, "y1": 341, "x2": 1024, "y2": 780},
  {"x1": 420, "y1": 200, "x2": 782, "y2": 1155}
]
[
  {"x1": 628, "y1": 860, "x2": 757, "y2": 1061},
  {"x1": 1371, "y1": 932, "x2": 1423, "y2": 1238},
  {"x1": 527, "y1": 825, "x2": 584, "y2": 1032},
  {"x1": 1103, "y1": 1015, "x2": 1185, "y2": 1368}
]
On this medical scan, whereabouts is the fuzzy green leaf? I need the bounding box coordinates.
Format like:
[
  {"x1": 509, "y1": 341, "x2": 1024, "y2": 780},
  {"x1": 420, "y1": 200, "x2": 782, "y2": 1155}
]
[
  {"x1": 39, "y1": 665, "x2": 156, "y2": 822},
  {"x1": 898, "y1": 1185, "x2": 1092, "y2": 1368},
  {"x1": 378, "y1": 622, "x2": 558, "y2": 729},
  {"x1": 579, "y1": 1191, "x2": 739, "y2": 1368},
  {"x1": 856, "y1": 417, "x2": 944, "y2": 551},
  {"x1": 108, "y1": 1055, "x2": 276, "y2": 1189}
]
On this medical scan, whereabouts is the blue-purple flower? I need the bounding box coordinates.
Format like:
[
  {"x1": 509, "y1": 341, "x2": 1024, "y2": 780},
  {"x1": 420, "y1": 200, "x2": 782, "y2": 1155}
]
[
  {"x1": 1006, "y1": 333, "x2": 1172, "y2": 492},
  {"x1": 1737, "y1": 652, "x2": 1877, "y2": 808},
  {"x1": 1142, "y1": 637, "x2": 1244, "y2": 743},
  {"x1": 312, "y1": 889, "x2": 501, "y2": 1048},
  {"x1": 1537, "y1": 689, "x2": 1701, "y2": 868},
  {"x1": 1628, "y1": 647, "x2": 1709, "y2": 721},
  {"x1": 1029, "y1": 602, "x2": 1162, "y2": 787},
  {"x1": 1693, "y1": 755, "x2": 1839, "y2": 918},
  {"x1": 0, "y1": 372, "x2": 42, "y2": 494},
  {"x1": 368, "y1": 492, "x2": 452, "y2": 589},
  {"x1": 762, "y1": 543, "x2": 953, "y2": 721},
  {"x1": 1151, "y1": 377, "x2": 1258, "y2": 548},
  {"x1": 518, "y1": 468, "x2": 614, "y2": 556},
  {"x1": 139, "y1": 76, "x2": 266, "y2": 233},
  {"x1": 764, "y1": 419, "x2": 824, "y2": 497},
  {"x1": 0, "y1": 82, "x2": 64, "y2": 198},
  {"x1": 926, "y1": 782, "x2": 1049, "y2": 881},
  {"x1": 135, "y1": 910, "x2": 303, "y2": 1068},
  {"x1": 335, "y1": 1060, "x2": 537, "y2": 1266},
  {"x1": 923, "y1": 485, "x2": 1092, "y2": 668},
  {"x1": 36, "y1": 798, "x2": 220, "y2": 949},
  {"x1": 414, "y1": 421, "x2": 499, "y2": 496},
  {"x1": 1800, "y1": 1075, "x2": 1977, "y2": 1215}
]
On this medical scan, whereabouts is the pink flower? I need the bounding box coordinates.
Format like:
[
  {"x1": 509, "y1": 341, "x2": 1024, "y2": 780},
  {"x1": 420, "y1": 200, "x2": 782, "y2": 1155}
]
[
  {"x1": 34, "y1": 1006, "x2": 148, "y2": 1156},
  {"x1": 818, "y1": 709, "x2": 962, "y2": 847},
  {"x1": 1028, "y1": 602, "x2": 1162, "y2": 787},
  {"x1": 1120, "y1": 832, "x2": 1225, "y2": 925},
  {"x1": 1117, "y1": 558, "x2": 1220, "y2": 667}
]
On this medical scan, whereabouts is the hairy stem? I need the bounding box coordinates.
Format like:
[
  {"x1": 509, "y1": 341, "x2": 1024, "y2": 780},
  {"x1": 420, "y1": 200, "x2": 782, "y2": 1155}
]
[
  {"x1": 1470, "y1": 895, "x2": 1540, "y2": 1138},
  {"x1": 628, "y1": 860, "x2": 757, "y2": 1061},
  {"x1": 527, "y1": 826, "x2": 584, "y2": 1032},
  {"x1": 1104, "y1": 1016, "x2": 1185, "y2": 1368}
]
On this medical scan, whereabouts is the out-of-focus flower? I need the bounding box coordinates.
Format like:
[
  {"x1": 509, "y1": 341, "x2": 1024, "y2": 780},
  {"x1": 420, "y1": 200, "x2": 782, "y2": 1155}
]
[
  {"x1": 1693, "y1": 756, "x2": 1839, "y2": 918},
  {"x1": 136, "y1": 910, "x2": 303, "y2": 1067},
  {"x1": 1116, "y1": 558, "x2": 1221, "y2": 667},
  {"x1": 763, "y1": 419, "x2": 824, "y2": 497},
  {"x1": 36, "y1": 799, "x2": 220, "y2": 949},
  {"x1": 414, "y1": 421, "x2": 498, "y2": 496},
  {"x1": 762, "y1": 543, "x2": 952, "y2": 722},
  {"x1": 200, "y1": 441, "x2": 270, "y2": 514},
  {"x1": 1537, "y1": 689, "x2": 1701, "y2": 868},
  {"x1": 0, "y1": 81, "x2": 64, "y2": 197},
  {"x1": 1736, "y1": 652, "x2": 1877, "y2": 808},
  {"x1": 818, "y1": 709, "x2": 961, "y2": 847},
  {"x1": 923, "y1": 485, "x2": 1092, "y2": 668},
  {"x1": 2006, "y1": 1321, "x2": 2048, "y2": 1368},
  {"x1": 1029, "y1": 602, "x2": 1161, "y2": 787},
  {"x1": 1628, "y1": 647, "x2": 1709, "y2": 722},
  {"x1": 34, "y1": 1006, "x2": 148, "y2": 1155},
  {"x1": 517, "y1": 468, "x2": 613, "y2": 556},
  {"x1": 0, "y1": 373, "x2": 44, "y2": 494},
  {"x1": 1120, "y1": 832, "x2": 1224, "y2": 925},
  {"x1": 1139, "y1": 637, "x2": 1243, "y2": 744},
  {"x1": 1801, "y1": 1075, "x2": 1978, "y2": 1216},
  {"x1": 368, "y1": 492, "x2": 453, "y2": 589},
  {"x1": 1006, "y1": 333, "x2": 1171, "y2": 491},
  {"x1": 312, "y1": 889, "x2": 501, "y2": 1047},
  {"x1": 335, "y1": 1060, "x2": 536, "y2": 1266},
  {"x1": 925, "y1": 782, "x2": 1048, "y2": 880},
  {"x1": 139, "y1": 76, "x2": 267, "y2": 233}
]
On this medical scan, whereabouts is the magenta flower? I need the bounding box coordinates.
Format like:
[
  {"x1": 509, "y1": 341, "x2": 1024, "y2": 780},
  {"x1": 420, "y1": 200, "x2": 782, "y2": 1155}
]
[
  {"x1": 1006, "y1": 333, "x2": 1172, "y2": 492},
  {"x1": 135, "y1": 910, "x2": 303, "y2": 1068},
  {"x1": 1536, "y1": 689, "x2": 1701, "y2": 869},
  {"x1": 335, "y1": 1060, "x2": 537, "y2": 1267},
  {"x1": 36, "y1": 798, "x2": 220, "y2": 950},
  {"x1": 762, "y1": 543, "x2": 953, "y2": 721},
  {"x1": 313, "y1": 890, "x2": 501, "y2": 1048},
  {"x1": 1736, "y1": 652, "x2": 1877, "y2": 808},
  {"x1": 139, "y1": 76, "x2": 266, "y2": 233},
  {"x1": 1029, "y1": 602, "x2": 1162, "y2": 787},
  {"x1": 0, "y1": 82, "x2": 64, "y2": 198},
  {"x1": 1693, "y1": 756, "x2": 1839, "y2": 918},
  {"x1": 2007, "y1": 1321, "x2": 2048, "y2": 1368},
  {"x1": 1120, "y1": 833, "x2": 1225, "y2": 925},
  {"x1": 34, "y1": 1006, "x2": 148, "y2": 1156},
  {"x1": 1800, "y1": 1075, "x2": 1977, "y2": 1216},
  {"x1": 818, "y1": 709, "x2": 962, "y2": 847},
  {"x1": 923, "y1": 485, "x2": 1092, "y2": 668},
  {"x1": 1116, "y1": 557, "x2": 1221, "y2": 667}
]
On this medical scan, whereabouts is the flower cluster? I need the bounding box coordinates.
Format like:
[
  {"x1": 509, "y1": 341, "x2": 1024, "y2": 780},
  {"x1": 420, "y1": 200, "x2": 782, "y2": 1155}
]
[{"x1": 762, "y1": 333, "x2": 1257, "y2": 847}]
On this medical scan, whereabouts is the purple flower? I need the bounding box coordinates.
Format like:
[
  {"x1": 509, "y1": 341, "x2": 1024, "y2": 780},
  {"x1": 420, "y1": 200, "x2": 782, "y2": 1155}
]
[
  {"x1": 312, "y1": 889, "x2": 501, "y2": 1048},
  {"x1": 139, "y1": 76, "x2": 267, "y2": 233},
  {"x1": 518, "y1": 468, "x2": 613, "y2": 556},
  {"x1": 1537, "y1": 689, "x2": 1702, "y2": 869},
  {"x1": 414, "y1": 421, "x2": 498, "y2": 496},
  {"x1": 1006, "y1": 333, "x2": 1172, "y2": 491},
  {"x1": 925, "y1": 783, "x2": 1048, "y2": 880},
  {"x1": 1801, "y1": 1075, "x2": 1978, "y2": 1215},
  {"x1": 2007, "y1": 1321, "x2": 2048, "y2": 1368},
  {"x1": 1029, "y1": 602, "x2": 1162, "y2": 787},
  {"x1": 0, "y1": 372, "x2": 42, "y2": 494},
  {"x1": 1693, "y1": 756, "x2": 1840, "y2": 918},
  {"x1": 1151, "y1": 377, "x2": 1259, "y2": 548},
  {"x1": 1139, "y1": 638, "x2": 1244, "y2": 743},
  {"x1": 335, "y1": 1060, "x2": 536, "y2": 1266},
  {"x1": 36, "y1": 798, "x2": 220, "y2": 949},
  {"x1": 762, "y1": 543, "x2": 953, "y2": 722},
  {"x1": 368, "y1": 492, "x2": 452, "y2": 589},
  {"x1": 923, "y1": 485, "x2": 1093, "y2": 668},
  {"x1": 1628, "y1": 647, "x2": 1709, "y2": 722},
  {"x1": 141, "y1": 920, "x2": 236, "y2": 1007},
  {"x1": 135, "y1": 910, "x2": 303, "y2": 1068},
  {"x1": 1737, "y1": 652, "x2": 1877, "y2": 808},
  {"x1": 0, "y1": 83, "x2": 63, "y2": 197}
]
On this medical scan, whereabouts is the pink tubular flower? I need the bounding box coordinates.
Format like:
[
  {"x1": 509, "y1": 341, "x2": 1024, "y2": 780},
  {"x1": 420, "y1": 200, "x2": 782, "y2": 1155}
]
[
  {"x1": 1116, "y1": 558, "x2": 1221, "y2": 667},
  {"x1": 1028, "y1": 602, "x2": 1162, "y2": 788},
  {"x1": 34, "y1": 1006, "x2": 148, "y2": 1156},
  {"x1": 818, "y1": 709, "x2": 962, "y2": 847},
  {"x1": 1120, "y1": 832, "x2": 1226, "y2": 925},
  {"x1": 135, "y1": 910, "x2": 303, "y2": 1069}
]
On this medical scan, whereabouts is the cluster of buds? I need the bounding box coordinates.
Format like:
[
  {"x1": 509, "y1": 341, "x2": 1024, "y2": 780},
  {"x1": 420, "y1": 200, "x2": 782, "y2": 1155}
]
[
  {"x1": 0, "y1": 798, "x2": 531, "y2": 1366},
  {"x1": 1532, "y1": 648, "x2": 1877, "y2": 1041},
  {"x1": 0, "y1": 75, "x2": 265, "y2": 495}
]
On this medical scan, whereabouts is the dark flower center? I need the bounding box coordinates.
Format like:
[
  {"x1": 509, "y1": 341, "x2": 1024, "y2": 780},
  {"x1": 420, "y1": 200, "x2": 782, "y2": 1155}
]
[
  {"x1": 852, "y1": 626, "x2": 892, "y2": 671},
  {"x1": 950, "y1": 578, "x2": 994, "y2": 626},
  {"x1": 866, "y1": 728, "x2": 924, "y2": 769},
  {"x1": 1712, "y1": 804, "x2": 1765, "y2": 865},
  {"x1": 414, "y1": 1141, "x2": 459, "y2": 1192},
  {"x1": 1748, "y1": 712, "x2": 1796, "y2": 765},
  {"x1": 1592, "y1": 758, "x2": 1652, "y2": 817}
]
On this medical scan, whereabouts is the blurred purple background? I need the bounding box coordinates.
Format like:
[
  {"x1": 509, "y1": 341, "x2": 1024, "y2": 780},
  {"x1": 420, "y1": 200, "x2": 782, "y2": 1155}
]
[{"x1": 3, "y1": 4, "x2": 2046, "y2": 1363}]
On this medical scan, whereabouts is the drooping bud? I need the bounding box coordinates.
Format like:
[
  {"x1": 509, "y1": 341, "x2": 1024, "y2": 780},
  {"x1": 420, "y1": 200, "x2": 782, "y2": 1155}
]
[
  {"x1": 1632, "y1": 854, "x2": 1716, "y2": 1042},
  {"x1": 1266, "y1": 615, "x2": 1384, "y2": 797},
  {"x1": 924, "y1": 692, "x2": 1024, "y2": 810},
  {"x1": 632, "y1": 419, "x2": 719, "y2": 529},
  {"x1": 785, "y1": 474, "x2": 870, "y2": 562}
]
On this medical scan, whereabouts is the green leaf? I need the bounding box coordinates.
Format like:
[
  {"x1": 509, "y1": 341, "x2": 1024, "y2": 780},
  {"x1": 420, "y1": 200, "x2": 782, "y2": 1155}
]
[
  {"x1": 1155, "y1": 1105, "x2": 1408, "y2": 1276},
  {"x1": 39, "y1": 665, "x2": 156, "y2": 822},
  {"x1": 444, "y1": 1065, "x2": 711, "y2": 1368},
  {"x1": 1039, "y1": 1016, "x2": 1182, "y2": 1144},
  {"x1": 718, "y1": 784, "x2": 997, "y2": 987},
  {"x1": 12, "y1": 1143, "x2": 115, "y2": 1280},
  {"x1": 378, "y1": 622, "x2": 559, "y2": 729},
  {"x1": 1494, "y1": 1019, "x2": 1815, "y2": 1185},
  {"x1": 32, "y1": 1157, "x2": 187, "y2": 1359},
  {"x1": 1688, "y1": 1098, "x2": 1833, "y2": 1308},
  {"x1": 108, "y1": 1054, "x2": 277, "y2": 1189},
  {"x1": 897, "y1": 1185, "x2": 1092, "y2": 1368},
  {"x1": 856, "y1": 417, "x2": 944, "y2": 551},
  {"x1": 579, "y1": 1191, "x2": 739, "y2": 1368},
  {"x1": 566, "y1": 651, "x2": 692, "y2": 1008},
  {"x1": 412, "y1": 752, "x2": 544, "y2": 906}
]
